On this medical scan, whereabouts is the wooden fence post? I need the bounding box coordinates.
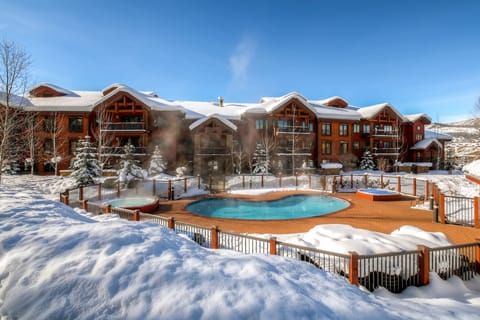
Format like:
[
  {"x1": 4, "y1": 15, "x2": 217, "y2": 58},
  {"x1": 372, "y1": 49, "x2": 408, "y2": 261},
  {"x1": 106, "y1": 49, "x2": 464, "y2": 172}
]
[
  {"x1": 117, "y1": 182, "x2": 121, "y2": 198},
  {"x1": 349, "y1": 251, "x2": 359, "y2": 286},
  {"x1": 413, "y1": 178, "x2": 417, "y2": 197},
  {"x1": 133, "y1": 210, "x2": 140, "y2": 222},
  {"x1": 242, "y1": 175, "x2": 245, "y2": 189},
  {"x1": 425, "y1": 180, "x2": 429, "y2": 199},
  {"x1": 322, "y1": 175, "x2": 326, "y2": 190},
  {"x1": 332, "y1": 176, "x2": 337, "y2": 193},
  {"x1": 295, "y1": 174, "x2": 298, "y2": 187},
  {"x1": 476, "y1": 239, "x2": 480, "y2": 273},
  {"x1": 439, "y1": 194, "x2": 446, "y2": 224},
  {"x1": 261, "y1": 175, "x2": 264, "y2": 188},
  {"x1": 397, "y1": 176, "x2": 401, "y2": 193},
  {"x1": 168, "y1": 217, "x2": 175, "y2": 229},
  {"x1": 168, "y1": 180, "x2": 172, "y2": 200},
  {"x1": 184, "y1": 177, "x2": 188, "y2": 193},
  {"x1": 98, "y1": 183, "x2": 102, "y2": 201},
  {"x1": 223, "y1": 176, "x2": 226, "y2": 191},
  {"x1": 380, "y1": 174, "x2": 383, "y2": 188},
  {"x1": 364, "y1": 173, "x2": 368, "y2": 186},
  {"x1": 350, "y1": 174, "x2": 353, "y2": 189},
  {"x1": 82, "y1": 199, "x2": 88, "y2": 211},
  {"x1": 269, "y1": 237, "x2": 277, "y2": 255},
  {"x1": 211, "y1": 226, "x2": 219, "y2": 249},
  {"x1": 105, "y1": 204, "x2": 111, "y2": 214},
  {"x1": 279, "y1": 174, "x2": 282, "y2": 188},
  {"x1": 474, "y1": 197, "x2": 479, "y2": 228},
  {"x1": 209, "y1": 176, "x2": 213, "y2": 191},
  {"x1": 197, "y1": 174, "x2": 201, "y2": 189},
  {"x1": 309, "y1": 175, "x2": 312, "y2": 189},
  {"x1": 79, "y1": 186, "x2": 84, "y2": 201},
  {"x1": 417, "y1": 245, "x2": 430, "y2": 286},
  {"x1": 152, "y1": 179, "x2": 156, "y2": 196}
]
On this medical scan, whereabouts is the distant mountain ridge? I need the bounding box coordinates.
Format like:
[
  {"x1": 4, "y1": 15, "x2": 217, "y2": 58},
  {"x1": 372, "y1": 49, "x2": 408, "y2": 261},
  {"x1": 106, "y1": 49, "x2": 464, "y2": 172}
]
[{"x1": 427, "y1": 118, "x2": 480, "y2": 166}]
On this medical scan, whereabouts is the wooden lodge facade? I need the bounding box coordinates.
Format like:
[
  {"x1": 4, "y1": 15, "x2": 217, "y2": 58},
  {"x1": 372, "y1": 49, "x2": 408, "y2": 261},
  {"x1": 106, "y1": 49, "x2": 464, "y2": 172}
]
[{"x1": 2, "y1": 83, "x2": 451, "y2": 175}]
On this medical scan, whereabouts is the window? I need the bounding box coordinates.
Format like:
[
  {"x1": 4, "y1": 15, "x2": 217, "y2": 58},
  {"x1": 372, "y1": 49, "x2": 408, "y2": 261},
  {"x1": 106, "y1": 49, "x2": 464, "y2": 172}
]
[
  {"x1": 43, "y1": 116, "x2": 55, "y2": 133},
  {"x1": 321, "y1": 140, "x2": 332, "y2": 155},
  {"x1": 363, "y1": 124, "x2": 370, "y2": 135},
  {"x1": 69, "y1": 139, "x2": 79, "y2": 155},
  {"x1": 384, "y1": 124, "x2": 393, "y2": 132},
  {"x1": 415, "y1": 133, "x2": 423, "y2": 141},
  {"x1": 69, "y1": 116, "x2": 83, "y2": 133},
  {"x1": 255, "y1": 119, "x2": 267, "y2": 130},
  {"x1": 353, "y1": 123, "x2": 360, "y2": 134},
  {"x1": 322, "y1": 123, "x2": 331, "y2": 136},
  {"x1": 309, "y1": 122, "x2": 314, "y2": 132},
  {"x1": 277, "y1": 119, "x2": 290, "y2": 128},
  {"x1": 353, "y1": 141, "x2": 360, "y2": 151},
  {"x1": 339, "y1": 124, "x2": 349, "y2": 136},
  {"x1": 43, "y1": 138, "x2": 53, "y2": 154},
  {"x1": 339, "y1": 141, "x2": 348, "y2": 154},
  {"x1": 417, "y1": 125, "x2": 421, "y2": 130}
]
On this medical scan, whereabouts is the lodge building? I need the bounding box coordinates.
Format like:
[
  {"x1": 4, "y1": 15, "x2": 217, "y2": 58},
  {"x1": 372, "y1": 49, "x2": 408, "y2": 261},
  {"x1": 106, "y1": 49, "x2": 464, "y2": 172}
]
[{"x1": 5, "y1": 83, "x2": 451, "y2": 175}]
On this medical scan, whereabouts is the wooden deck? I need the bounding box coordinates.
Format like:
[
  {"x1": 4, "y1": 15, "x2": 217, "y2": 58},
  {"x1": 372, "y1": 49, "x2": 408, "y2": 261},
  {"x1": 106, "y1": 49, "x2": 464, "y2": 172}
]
[{"x1": 155, "y1": 191, "x2": 480, "y2": 244}]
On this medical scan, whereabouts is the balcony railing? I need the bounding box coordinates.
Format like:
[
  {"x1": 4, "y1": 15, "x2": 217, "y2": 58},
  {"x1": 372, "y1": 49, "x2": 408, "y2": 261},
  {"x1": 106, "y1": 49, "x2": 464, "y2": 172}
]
[
  {"x1": 100, "y1": 122, "x2": 146, "y2": 131},
  {"x1": 99, "y1": 146, "x2": 147, "y2": 156},
  {"x1": 372, "y1": 147, "x2": 400, "y2": 156},
  {"x1": 275, "y1": 126, "x2": 312, "y2": 135},
  {"x1": 372, "y1": 129, "x2": 399, "y2": 137},
  {"x1": 197, "y1": 147, "x2": 230, "y2": 155},
  {"x1": 276, "y1": 147, "x2": 312, "y2": 154}
]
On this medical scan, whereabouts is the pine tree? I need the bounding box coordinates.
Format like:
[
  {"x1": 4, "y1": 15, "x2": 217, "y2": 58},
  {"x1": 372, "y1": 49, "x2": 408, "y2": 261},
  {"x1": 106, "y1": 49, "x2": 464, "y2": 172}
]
[
  {"x1": 70, "y1": 136, "x2": 102, "y2": 187},
  {"x1": 252, "y1": 143, "x2": 270, "y2": 174},
  {"x1": 148, "y1": 145, "x2": 167, "y2": 176},
  {"x1": 117, "y1": 143, "x2": 146, "y2": 187},
  {"x1": 360, "y1": 150, "x2": 376, "y2": 170}
]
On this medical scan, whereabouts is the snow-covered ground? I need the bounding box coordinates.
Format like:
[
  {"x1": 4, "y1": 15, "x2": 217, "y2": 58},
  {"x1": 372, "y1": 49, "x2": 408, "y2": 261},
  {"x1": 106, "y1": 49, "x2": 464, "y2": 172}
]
[{"x1": 1, "y1": 174, "x2": 480, "y2": 319}]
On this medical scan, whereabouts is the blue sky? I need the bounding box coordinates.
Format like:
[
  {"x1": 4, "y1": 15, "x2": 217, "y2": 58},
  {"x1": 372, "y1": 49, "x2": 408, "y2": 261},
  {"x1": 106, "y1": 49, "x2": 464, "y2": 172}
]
[{"x1": 1, "y1": 0, "x2": 480, "y2": 122}]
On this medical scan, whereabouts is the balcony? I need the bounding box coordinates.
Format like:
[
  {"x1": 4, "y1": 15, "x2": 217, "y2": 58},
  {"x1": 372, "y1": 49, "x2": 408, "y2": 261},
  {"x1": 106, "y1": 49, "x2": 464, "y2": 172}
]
[
  {"x1": 197, "y1": 147, "x2": 230, "y2": 156},
  {"x1": 372, "y1": 129, "x2": 399, "y2": 138},
  {"x1": 100, "y1": 122, "x2": 146, "y2": 132},
  {"x1": 275, "y1": 126, "x2": 312, "y2": 135},
  {"x1": 372, "y1": 147, "x2": 400, "y2": 156},
  {"x1": 276, "y1": 147, "x2": 312, "y2": 156},
  {"x1": 99, "y1": 146, "x2": 147, "y2": 157}
]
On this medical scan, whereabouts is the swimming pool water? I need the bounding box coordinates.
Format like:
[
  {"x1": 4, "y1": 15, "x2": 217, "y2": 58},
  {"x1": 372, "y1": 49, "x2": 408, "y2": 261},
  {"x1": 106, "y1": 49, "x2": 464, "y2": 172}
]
[
  {"x1": 358, "y1": 189, "x2": 398, "y2": 195},
  {"x1": 186, "y1": 195, "x2": 349, "y2": 220}
]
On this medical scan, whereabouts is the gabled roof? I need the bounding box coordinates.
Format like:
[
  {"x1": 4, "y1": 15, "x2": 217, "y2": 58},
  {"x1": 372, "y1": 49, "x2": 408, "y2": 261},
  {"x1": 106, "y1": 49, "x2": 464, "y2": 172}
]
[
  {"x1": 93, "y1": 85, "x2": 184, "y2": 113},
  {"x1": 258, "y1": 92, "x2": 317, "y2": 115},
  {"x1": 425, "y1": 130, "x2": 452, "y2": 141},
  {"x1": 357, "y1": 103, "x2": 406, "y2": 121},
  {"x1": 29, "y1": 83, "x2": 78, "y2": 97},
  {"x1": 189, "y1": 114, "x2": 237, "y2": 132},
  {"x1": 410, "y1": 138, "x2": 442, "y2": 150},
  {"x1": 28, "y1": 90, "x2": 101, "y2": 112},
  {"x1": 315, "y1": 96, "x2": 349, "y2": 108},
  {"x1": 405, "y1": 113, "x2": 432, "y2": 124}
]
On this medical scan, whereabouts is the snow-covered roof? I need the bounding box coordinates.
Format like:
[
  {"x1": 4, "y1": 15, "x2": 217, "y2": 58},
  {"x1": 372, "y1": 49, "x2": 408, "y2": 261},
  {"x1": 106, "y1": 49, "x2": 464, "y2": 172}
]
[
  {"x1": 310, "y1": 103, "x2": 361, "y2": 120},
  {"x1": 404, "y1": 113, "x2": 432, "y2": 123},
  {"x1": 321, "y1": 162, "x2": 343, "y2": 169},
  {"x1": 258, "y1": 92, "x2": 317, "y2": 115},
  {"x1": 0, "y1": 92, "x2": 33, "y2": 108},
  {"x1": 189, "y1": 114, "x2": 238, "y2": 132},
  {"x1": 425, "y1": 130, "x2": 453, "y2": 141},
  {"x1": 357, "y1": 103, "x2": 406, "y2": 122},
  {"x1": 177, "y1": 100, "x2": 247, "y2": 120},
  {"x1": 93, "y1": 85, "x2": 185, "y2": 113},
  {"x1": 29, "y1": 83, "x2": 78, "y2": 97},
  {"x1": 28, "y1": 91, "x2": 102, "y2": 112},
  {"x1": 410, "y1": 138, "x2": 443, "y2": 150},
  {"x1": 315, "y1": 96, "x2": 349, "y2": 107}
]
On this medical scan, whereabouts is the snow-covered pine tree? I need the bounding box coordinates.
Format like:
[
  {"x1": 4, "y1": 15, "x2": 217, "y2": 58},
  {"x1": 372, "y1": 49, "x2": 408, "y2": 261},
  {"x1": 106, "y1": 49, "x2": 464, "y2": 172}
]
[
  {"x1": 252, "y1": 143, "x2": 270, "y2": 174},
  {"x1": 148, "y1": 145, "x2": 166, "y2": 176},
  {"x1": 70, "y1": 136, "x2": 102, "y2": 187},
  {"x1": 117, "y1": 143, "x2": 146, "y2": 188},
  {"x1": 360, "y1": 150, "x2": 376, "y2": 170}
]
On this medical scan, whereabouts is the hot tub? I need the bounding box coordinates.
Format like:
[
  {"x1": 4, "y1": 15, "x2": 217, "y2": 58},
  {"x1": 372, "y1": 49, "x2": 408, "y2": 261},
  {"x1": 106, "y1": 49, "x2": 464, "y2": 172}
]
[
  {"x1": 356, "y1": 189, "x2": 402, "y2": 201},
  {"x1": 104, "y1": 197, "x2": 159, "y2": 213}
]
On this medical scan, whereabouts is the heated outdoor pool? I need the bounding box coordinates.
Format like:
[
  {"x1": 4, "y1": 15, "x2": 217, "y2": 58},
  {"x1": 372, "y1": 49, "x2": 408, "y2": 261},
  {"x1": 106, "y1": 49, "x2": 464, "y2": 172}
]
[
  {"x1": 186, "y1": 194, "x2": 350, "y2": 220},
  {"x1": 356, "y1": 189, "x2": 402, "y2": 201},
  {"x1": 104, "y1": 197, "x2": 159, "y2": 213}
]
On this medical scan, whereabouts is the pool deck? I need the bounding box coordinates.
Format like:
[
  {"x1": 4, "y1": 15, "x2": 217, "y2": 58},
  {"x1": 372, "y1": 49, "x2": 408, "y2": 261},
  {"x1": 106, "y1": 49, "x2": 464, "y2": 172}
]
[{"x1": 155, "y1": 191, "x2": 480, "y2": 244}]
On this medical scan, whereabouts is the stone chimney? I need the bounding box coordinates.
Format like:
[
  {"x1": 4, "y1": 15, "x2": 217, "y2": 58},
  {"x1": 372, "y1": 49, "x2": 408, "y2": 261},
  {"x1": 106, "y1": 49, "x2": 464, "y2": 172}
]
[{"x1": 218, "y1": 96, "x2": 224, "y2": 107}]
